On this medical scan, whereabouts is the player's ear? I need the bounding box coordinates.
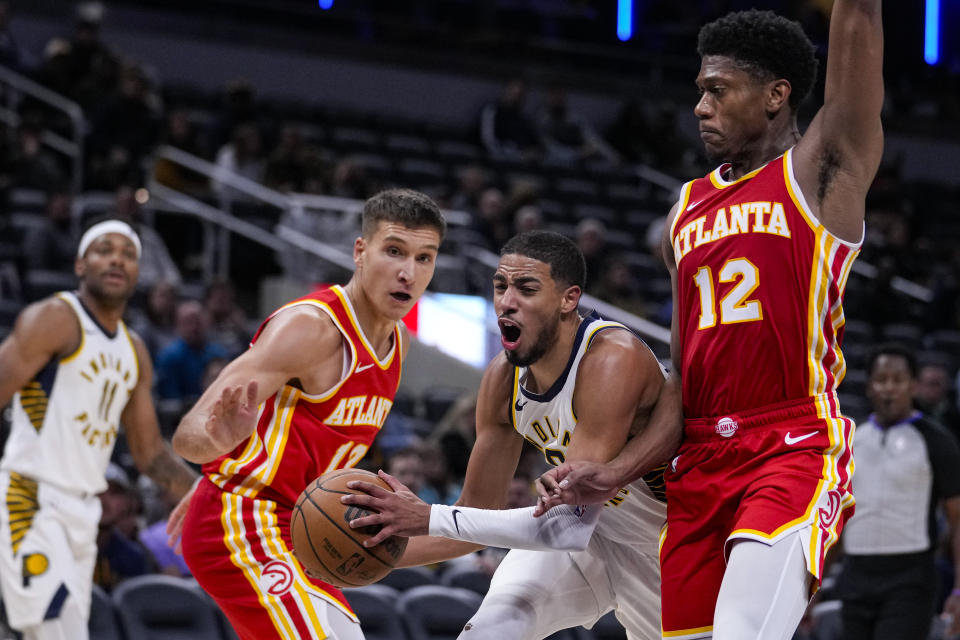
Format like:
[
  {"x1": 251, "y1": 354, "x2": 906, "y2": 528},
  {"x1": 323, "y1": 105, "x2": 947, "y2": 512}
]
[
  {"x1": 766, "y1": 79, "x2": 791, "y2": 117},
  {"x1": 74, "y1": 255, "x2": 86, "y2": 278},
  {"x1": 560, "y1": 285, "x2": 581, "y2": 314},
  {"x1": 353, "y1": 236, "x2": 366, "y2": 269}
]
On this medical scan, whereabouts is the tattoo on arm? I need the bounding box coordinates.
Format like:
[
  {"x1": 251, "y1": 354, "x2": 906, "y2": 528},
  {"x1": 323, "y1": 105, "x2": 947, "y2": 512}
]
[{"x1": 144, "y1": 446, "x2": 199, "y2": 500}]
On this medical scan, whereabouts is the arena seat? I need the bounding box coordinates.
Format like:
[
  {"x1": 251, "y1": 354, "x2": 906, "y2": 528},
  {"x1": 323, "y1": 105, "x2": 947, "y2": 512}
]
[
  {"x1": 808, "y1": 599, "x2": 842, "y2": 640},
  {"x1": 89, "y1": 584, "x2": 124, "y2": 640},
  {"x1": 112, "y1": 575, "x2": 224, "y2": 640},
  {"x1": 396, "y1": 585, "x2": 482, "y2": 640},
  {"x1": 343, "y1": 584, "x2": 406, "y2": 640},
  {"x1": 439, "y1": 564, "x2": 491, "y2": 596},
  {"x1": 376, "y1": 566, "x2": 439, "y2": 591}
]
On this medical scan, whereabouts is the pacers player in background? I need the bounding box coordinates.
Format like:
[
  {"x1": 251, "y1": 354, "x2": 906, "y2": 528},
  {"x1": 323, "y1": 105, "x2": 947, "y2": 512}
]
[
  {"x1": 0, "y1": 220, "x2": 198, "y2": 640},
  {"x1": 168, "y1": 189, "x2": 445, "y2": 640},
  {"x1": 343, "y1": 231, "x2": 668, "y2": 639},
  {"x1": 538, "y1": 2, "x2": 887, "y2": 638}
]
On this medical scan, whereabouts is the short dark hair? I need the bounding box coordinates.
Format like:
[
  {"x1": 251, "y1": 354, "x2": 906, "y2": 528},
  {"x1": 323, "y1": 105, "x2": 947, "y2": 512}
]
[
  {"x1": 698, "y1": 9, "x2": 818, "y2": 110},
  {"x1": 866, "y1": 343, "x2": 918, "y2": 378},
  {"x1": 500, "y1": 230, "x2": 586, "y2": 290},
  {"x1": 361, "y1": 188, "x2": 446, "y2": 241}
]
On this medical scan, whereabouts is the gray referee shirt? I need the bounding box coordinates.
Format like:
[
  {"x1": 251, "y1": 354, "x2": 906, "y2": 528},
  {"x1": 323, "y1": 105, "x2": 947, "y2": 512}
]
[{"x1": 843, "y1": 411, "x2": 960, "y2": 555}]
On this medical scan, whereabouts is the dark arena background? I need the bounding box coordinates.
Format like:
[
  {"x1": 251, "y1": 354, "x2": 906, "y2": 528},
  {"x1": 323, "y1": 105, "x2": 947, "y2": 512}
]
[{"x1": 0, "y1": 1, "x2": 959, "y2": 639}]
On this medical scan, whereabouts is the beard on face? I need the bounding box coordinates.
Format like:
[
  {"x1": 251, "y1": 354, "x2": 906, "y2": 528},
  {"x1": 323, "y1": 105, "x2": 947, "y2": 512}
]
[{"x1": 505, "y1": 314, "x2": 560, "y2": 368}]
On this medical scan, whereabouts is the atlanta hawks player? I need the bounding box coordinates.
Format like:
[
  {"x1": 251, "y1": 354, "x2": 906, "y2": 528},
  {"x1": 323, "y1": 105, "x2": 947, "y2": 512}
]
[
  {"x1": 168, "y1": 189, "x2": 445, "y2": 640},
  {"x1": 538, "y1": 2, "x2": 885, "y2": 638}
]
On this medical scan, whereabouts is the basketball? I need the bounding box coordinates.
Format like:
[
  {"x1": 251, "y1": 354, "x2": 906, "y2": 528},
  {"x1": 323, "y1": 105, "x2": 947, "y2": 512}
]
[{"x1": 291, "y1": 468, "x2": 408, "y2": 588}]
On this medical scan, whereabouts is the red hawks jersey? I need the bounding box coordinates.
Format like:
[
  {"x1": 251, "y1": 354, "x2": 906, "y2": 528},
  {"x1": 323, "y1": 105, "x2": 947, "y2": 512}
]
[
  {"x1": 670, "y1": 148, "x2": 861, "y2": 419},
  {"x1": 203, "y1": 285, "x2": 403, "y2": 508}
]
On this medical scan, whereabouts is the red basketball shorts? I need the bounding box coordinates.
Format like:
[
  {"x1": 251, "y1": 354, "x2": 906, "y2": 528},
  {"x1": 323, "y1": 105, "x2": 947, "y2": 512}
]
[
  {"x1": 659, "y1": 393, "x2": 855, "y2": 639},
  {"x1": 181, "y1": 478, "x2": 356, "y2": 640}
]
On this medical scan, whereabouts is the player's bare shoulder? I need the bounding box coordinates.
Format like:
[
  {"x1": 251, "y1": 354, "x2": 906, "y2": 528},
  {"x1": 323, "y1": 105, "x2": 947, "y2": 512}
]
[
  {"x1": 15, "y1": 295, "x2": 83, "y2": 356},
  {"x1": 476, "y1": 351, "x2": 515, "y2": 429},
  {"x1": 250, "y1": 303, "x2": 345, "y2": 386}
]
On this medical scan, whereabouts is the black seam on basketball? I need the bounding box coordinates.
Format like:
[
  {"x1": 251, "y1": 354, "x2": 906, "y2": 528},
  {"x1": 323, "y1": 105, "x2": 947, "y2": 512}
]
[
  {"x1": 303, "y1": 492, "x2": 394, "y2": 569},
  {"x1": 294, "y1": 503, "x2": 366, "y2": 588}
]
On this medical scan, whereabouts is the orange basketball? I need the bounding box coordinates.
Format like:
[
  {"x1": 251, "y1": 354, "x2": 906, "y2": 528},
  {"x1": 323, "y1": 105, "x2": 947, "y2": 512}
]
[{"x1": 290, "y1": 468, "x2": 408, "y2": 588}]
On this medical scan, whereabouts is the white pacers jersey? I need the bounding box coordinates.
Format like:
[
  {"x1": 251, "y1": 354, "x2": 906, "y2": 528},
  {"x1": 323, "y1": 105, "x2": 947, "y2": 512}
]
[
  {"x1": 510, "y1": 313, "x2": 667, "y2": 551},
  {"x1": 0, "y1": 291, "x2": 139, "y2": 496}
]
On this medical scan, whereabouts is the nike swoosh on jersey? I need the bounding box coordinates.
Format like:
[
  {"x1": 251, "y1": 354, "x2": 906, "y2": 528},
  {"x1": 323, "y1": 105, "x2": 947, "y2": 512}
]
[
  {"x1": 355, "y1": 363, "x2": 375, "y2": 373},
  {"x1": 784, "y1": 431, "x2": 818, "y2": 445},
  {"x1": 452, "y1": 509, "x2": 462, "y2": 535},
  {"x1": 514, "y1": 398, "x2": 527, "y2": 411}
]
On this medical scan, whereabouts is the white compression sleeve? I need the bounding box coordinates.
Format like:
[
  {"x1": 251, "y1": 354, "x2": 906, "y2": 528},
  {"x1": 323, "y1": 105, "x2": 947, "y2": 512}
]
[{"x1": 428, "y1": 503, "x2": 602, "y2": 552}]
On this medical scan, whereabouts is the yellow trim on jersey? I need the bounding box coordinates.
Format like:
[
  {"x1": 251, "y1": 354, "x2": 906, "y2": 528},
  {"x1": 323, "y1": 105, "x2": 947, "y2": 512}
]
[
  {"x1": 220, "y1": 492, "x2": 299, "y2": 640},
  {"x1": 331, "y1": 286, "x2": 398, "y2": 370},
  {"x1": 782, "y1": 149, "x2": 820, "y2": 234},
  {"x1": 55, "y1": 292, "x2": 85, "y2": 363},
  {"x1": 120, "y1": 323, "x2": 140, "y2": 385},
  {"x1": 510, "y1": 367, "x2": 521, "y2": 436},
  {"x1": 662, "y1": 625, "x2": 714, "y2": 638},
  {"x1": 805, "y1": 230, "x2": 834, "y2": 396},
  {"x1": 708, "y1": 160, "x2": 767, "y2": 189},
  {"x1": 254, "y1": 502, "x2": 327, "y2": 639},
  {"x1": 261, "y1": 501, "x2": 360, "y2": 625},
  {"x1": 235, "y1": 387, "x2": 298, "y2": 498},
  {"x1": 669, "y1": 180, "x2": 695, "y2": 241}
]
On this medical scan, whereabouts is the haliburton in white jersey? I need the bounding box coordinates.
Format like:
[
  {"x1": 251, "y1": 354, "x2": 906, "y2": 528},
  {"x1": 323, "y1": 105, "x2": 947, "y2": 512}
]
[
  {"x1": 510, "y1": 312, "x2": 667, "y2": 550},
  {"x1": 0, "y1": 291, "x2": 139, "y2": 496}
]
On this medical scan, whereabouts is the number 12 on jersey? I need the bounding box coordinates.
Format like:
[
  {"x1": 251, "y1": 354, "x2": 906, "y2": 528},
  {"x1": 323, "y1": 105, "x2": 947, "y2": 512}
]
[{"x1": 693, "y1": 257, "x2": 763, "y2": 330}]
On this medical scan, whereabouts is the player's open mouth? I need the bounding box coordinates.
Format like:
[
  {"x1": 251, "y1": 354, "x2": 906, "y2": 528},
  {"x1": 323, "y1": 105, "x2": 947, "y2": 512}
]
[
  {"x1": 499, "y1": 319, "x2": 521, "y2": 349},
  {"x1": 390, "y1": 292, "x2": 411, "y2": 302}
]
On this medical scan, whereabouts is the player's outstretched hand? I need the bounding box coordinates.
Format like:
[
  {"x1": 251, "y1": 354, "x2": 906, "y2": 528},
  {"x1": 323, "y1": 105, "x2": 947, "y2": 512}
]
[
  {"x1": 206, "y1": 381, "x2": 259, "y2": 453},
  {"x1": 533, "y1": 461, "x2": 623, "y2": 516},
  {"x1": 341, "y1": 470, "x2": 432, "y2": 547},
  {"x1": 165, "y1": 479, "x2": 199, "y2": 554}
]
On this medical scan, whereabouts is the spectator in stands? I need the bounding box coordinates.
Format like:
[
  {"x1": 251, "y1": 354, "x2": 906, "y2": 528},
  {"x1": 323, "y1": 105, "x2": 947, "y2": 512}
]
[
  {"x1": 590, "y1": 255, "x2": 647, "y2": 317},
  {"x1": 916, "y1": 361, "x2": 960, "y2": 440},
  {"x1": 329, "y1": 155, "x2": 376, "y2": 200},
  {"x1": 213, "y1": 123, "x2": 267, "y2": 203},
  {"x1": 575, "y1": 217, "x2": 609, "y2": 285},
  {"x1": 385, "y1": 447, "x2": 427, "y2": 499},
  {"x1": 94, "y1": 463, "x2": 153, "y2": 592},
  {"x1": 479, "y1": 78, "x2": 541, "y2": 159},
  {"x1": 129, "y1": 280, "x2": 179, "y2": 359},
  {"x1": 203, "y1": 280, "x2": 249, "y2": 358},
  {"x1": 0, "y1": 119, "x2": 67, "y2": 191},
  {"x1": 155, "y1": 300, "x2": 228, "y2": 404},
  {"x1": 537, "y1": 86, "x2": 619, "y2": 165},
  {"x1": 61, "y1": 2, "x2": 120, "y2": 111},
  {"x1": 22, "y1": 188, "x2": 75, "y2": 272},
  {"x1": 837, "y1": 344, "x2": 960, "y2": 639},
  {"x1": 471, "y1": 186, "x2": 510, "y2": 252},
  {"x1": 111, "y1": 185, "x2": 182, "y2": 290},
  {"x1": 153, "y1": 109, "x2": 211, "y2": 195},
  {"x1": 89, "y1": 64, "x2": 162, "y2": 190},
  {"x1": 209, "y1": 78, "x2": 261, "y2": 152},
  {"x1": 513, "y1": 204, "x2": 544, "y2": 235},
  {"x1": 449, "y1": 164, "x2": 490, "y2": 213},
  {"x1": 418, "y1": 440, "x2": 462, "y2": 506},
  {"x1": 264, "y1": 124, "x2": 322, "y2": 193}
]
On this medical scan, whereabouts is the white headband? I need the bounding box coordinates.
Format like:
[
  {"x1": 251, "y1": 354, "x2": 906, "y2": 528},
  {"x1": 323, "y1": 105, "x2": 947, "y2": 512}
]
[{"x1": 77, "y1": 220, "x2": 142, "y2": 259}]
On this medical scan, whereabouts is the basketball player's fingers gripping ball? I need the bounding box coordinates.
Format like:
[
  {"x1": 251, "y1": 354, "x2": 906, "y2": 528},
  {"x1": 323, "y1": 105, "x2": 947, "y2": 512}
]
[{"x1": 291, "y1": 468, "x2": 408, "y2": 588}]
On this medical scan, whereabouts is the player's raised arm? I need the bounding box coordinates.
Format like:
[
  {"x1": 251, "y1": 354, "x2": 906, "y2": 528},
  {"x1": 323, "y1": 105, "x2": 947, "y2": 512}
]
[
  {"x1": 121, "y1": 332, "x2": 197, "y2": 500},
  {"x1": 172, "y1": 305, "x2": 343, "y2": 464},
  {"x1": 794, "y1": 0, "x2": 884, "y2": 242}
]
